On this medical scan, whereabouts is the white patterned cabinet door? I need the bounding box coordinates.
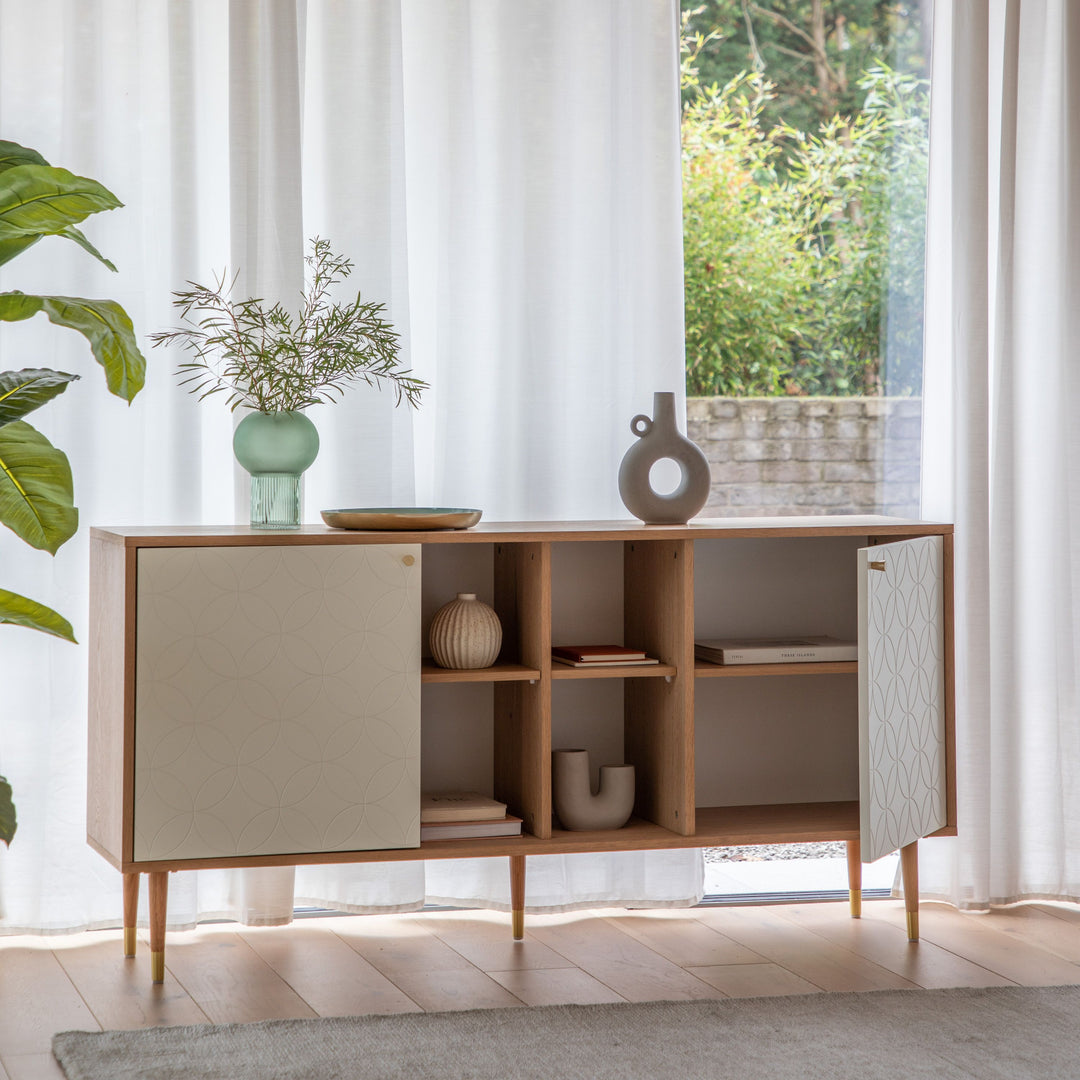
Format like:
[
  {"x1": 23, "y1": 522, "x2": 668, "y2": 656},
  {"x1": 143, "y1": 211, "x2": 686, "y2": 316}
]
[
  {"x1": 858, "y1": 536, "x2": 946, "y2": 863},
  {"x1": 133, "y1": 545, "x2": 421, "y2": 862}
]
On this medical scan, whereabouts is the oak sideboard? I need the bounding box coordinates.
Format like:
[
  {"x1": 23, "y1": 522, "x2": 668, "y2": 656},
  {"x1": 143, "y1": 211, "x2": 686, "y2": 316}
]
[{"x1": 87, "y1": 517, "x2": 954, "y2": 982}]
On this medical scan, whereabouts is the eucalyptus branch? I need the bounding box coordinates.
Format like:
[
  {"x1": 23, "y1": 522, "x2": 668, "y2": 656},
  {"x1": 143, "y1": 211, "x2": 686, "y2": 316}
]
[{"x1": 150, "y1": 237, "x2": 426, "y2": 414}]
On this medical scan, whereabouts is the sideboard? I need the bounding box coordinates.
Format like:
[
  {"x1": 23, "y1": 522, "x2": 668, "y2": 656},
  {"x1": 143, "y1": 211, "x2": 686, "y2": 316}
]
[{"x1": 87, "y1": 517, "x2": 954, "y2": 982}]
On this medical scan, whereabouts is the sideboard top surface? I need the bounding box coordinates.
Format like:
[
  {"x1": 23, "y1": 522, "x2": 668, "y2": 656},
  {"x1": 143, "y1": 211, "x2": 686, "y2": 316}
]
[{"x1": 91, "y1": 516, "x2": 952, "y2": 548}]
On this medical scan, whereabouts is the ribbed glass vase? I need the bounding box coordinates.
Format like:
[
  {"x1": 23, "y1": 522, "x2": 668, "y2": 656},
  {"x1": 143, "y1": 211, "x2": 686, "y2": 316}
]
[{"x1": 232, "y1": 410, "x2": 320, "y2": 529}]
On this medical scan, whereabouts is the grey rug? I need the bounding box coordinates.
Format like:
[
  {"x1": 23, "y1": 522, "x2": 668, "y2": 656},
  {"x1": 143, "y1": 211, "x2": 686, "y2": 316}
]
[{"x1": 52, "y1": 985, "x2": 1080, "y2": 1080}]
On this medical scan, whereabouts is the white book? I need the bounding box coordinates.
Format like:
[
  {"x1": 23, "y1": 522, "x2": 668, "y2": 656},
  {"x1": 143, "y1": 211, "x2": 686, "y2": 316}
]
[
  {"x1": 695, "y1": 636, "x2": 858, "y2": 665},
  {"x1": 420, "y1": 816, "x2": 523, "y2": 841}
]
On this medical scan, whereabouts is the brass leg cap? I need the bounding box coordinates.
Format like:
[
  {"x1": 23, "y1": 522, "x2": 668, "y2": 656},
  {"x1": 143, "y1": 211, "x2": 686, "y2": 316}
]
[
  {"x1": 123, "y1": 927, "x2": 137, "y2": 957},
  {"x1": 512, "y1": 909, "x2": 524, "y2": 940},
  {"x1": 150, "y1": 951, "x2": 165, "y2": 983},
  {"x1": 906, "y1": 911, "x2": 919, "y2": 942},
  {"x1": 849, "y1": 891, "x2": 862, "y2": 919}
]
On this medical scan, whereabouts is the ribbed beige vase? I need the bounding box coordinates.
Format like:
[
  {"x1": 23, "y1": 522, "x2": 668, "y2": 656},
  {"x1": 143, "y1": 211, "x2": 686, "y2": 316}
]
[{"x1": 429, "y1": 593, "x2": 502, "y2": 669}]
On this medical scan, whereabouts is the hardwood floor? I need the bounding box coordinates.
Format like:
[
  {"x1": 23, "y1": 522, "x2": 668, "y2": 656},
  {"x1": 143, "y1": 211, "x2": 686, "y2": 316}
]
[{"x1": 5, "y1": 899, "x2": 1080, "y2": 1079}]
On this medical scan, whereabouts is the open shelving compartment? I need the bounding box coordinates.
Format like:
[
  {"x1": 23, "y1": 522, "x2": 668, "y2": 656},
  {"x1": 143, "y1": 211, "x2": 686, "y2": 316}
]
[{"x1": 691, "y1": 535, "x2": 865, "y2": 846}]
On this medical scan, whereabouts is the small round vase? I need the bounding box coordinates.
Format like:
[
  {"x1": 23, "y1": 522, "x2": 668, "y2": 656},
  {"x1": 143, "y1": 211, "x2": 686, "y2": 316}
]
[
  {"x1": 552, "y1": 749, "x2": 635, "y2": 831},
  {"x1": 233, "y1": 410, "x2": 320, "y2": 530},
  {"x1": 429, "y1": 593, "x2": 502, "y2": 669},
  {"x1": 618, "y1": 391, "x2": 710, "y2": 525}
]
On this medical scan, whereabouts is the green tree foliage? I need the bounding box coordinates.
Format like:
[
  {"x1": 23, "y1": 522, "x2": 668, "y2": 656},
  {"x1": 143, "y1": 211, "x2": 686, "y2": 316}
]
[
  {"x1": 682, "y1": 1, "x2": 930, "y2": 134},
  {"x1": 682, "y1": 6, "x2": 928, "y2": 397}
]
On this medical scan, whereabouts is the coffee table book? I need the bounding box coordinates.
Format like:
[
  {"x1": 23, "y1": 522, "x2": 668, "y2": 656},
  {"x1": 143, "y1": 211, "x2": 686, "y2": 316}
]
[
  {"x1": 695, "y1": 636, "x2": 858, "y2": 665},
  {"x1": 421, "y1": 792, "x2": 507, "y2": 823}
]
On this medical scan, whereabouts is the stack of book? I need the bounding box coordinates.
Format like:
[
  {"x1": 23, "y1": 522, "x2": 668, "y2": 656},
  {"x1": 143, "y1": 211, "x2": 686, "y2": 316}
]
[
  {"x1": 419, "y1": 792, "x2": 522, "y2": 841},
  {"x1": 551, "y1": 645, "x2": 659, "y2": 668},
  {"x1": 694, "y1": 636, "x2": 858, "y2": 666}
]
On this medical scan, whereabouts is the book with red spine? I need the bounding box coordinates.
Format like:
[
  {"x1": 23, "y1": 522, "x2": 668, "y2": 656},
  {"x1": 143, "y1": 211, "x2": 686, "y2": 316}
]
[{"x1": 551, "y1": 645, "x2": 648, "y2": 663}]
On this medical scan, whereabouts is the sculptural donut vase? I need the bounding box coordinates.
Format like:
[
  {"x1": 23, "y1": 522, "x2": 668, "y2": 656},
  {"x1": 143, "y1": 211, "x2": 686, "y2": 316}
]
[
  {"x1": 618, "y1": 391, "x2": 710, "y2": 525},
  {"x1": 552, "y1": 749, "x2": 635, "y2": 831}
]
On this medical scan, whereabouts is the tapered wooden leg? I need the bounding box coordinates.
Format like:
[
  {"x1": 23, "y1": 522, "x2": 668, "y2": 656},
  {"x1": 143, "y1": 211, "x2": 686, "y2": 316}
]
[
  {"x1": 846, "y1": 839, "x2": 862, "y2": 918},
  {"x1": 900, "y1": 840, "x2": 919, "y2": 942},
  {"x1": 510, "y1": 855, "x2": 525, "y2": 940},
  {"x1": 148, "y1": 871, "x2": 168, "y2": 982},
  {"x1": 122, "y1": 872, "x2": 140, "y2": 957}
]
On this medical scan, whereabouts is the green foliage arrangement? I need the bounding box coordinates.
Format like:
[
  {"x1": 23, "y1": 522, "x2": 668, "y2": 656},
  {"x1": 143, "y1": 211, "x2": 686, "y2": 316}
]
[
  {"x1": 682, "y1": 38, "x2": 929, "y2": 397},
  {"x1": 151, "y1": 237, "x2": 426, "y2": 414},
  {"x1": 0, "y1": 138, "x2": 148, "y2": 846}
]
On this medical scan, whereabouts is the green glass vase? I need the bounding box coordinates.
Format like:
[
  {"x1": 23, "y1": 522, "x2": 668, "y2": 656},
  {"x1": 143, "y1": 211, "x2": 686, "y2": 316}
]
[{"x1": 233, "y1": 410, "x2": 320, "y2": 529}]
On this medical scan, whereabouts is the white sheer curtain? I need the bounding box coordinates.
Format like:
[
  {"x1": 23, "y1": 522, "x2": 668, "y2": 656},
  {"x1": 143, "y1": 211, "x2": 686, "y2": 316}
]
[
  {"x1": 0, "y1": 0, "x2": 701, "y2": 933},
  {"x1": 919, "y1": 0, "x2": 1080, "y2": 908}
]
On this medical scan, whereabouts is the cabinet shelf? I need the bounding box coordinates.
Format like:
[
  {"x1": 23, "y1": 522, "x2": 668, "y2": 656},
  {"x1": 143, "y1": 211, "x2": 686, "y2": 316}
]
[
  {"x1": 551, "y1": 662, "x2": 676, "y2": 680},
  {"x1": 121, "y1": 805, "x2": 862, "y2": 872},
  {"x1": 421, "y1": 661, "x2": 541, "y2": 683},
  {"x1": 694, "y1": 801, "x2": 860, "y2": 845},
  {"x1": 694, "y1": 660, "x2": 858, "y2": 679}
]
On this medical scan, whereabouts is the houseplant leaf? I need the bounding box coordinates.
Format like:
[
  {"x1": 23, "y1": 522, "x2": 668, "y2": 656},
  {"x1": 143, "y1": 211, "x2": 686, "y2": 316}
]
[
  {"x1": 0, "y1": 368, "x2": 79, "y2": 426},
  {"x1": 0, "y1": 419, "x2": 77, "y2": 553},
  {"x1": 0, "y1": 140, "x2": 48, "y2": 172},
  {"x1": 0, "y1": 233, "x2": 40, "y2": 267},
  {"x1": 0, "y1": 587, "x2": 76, "y2": 642},
  {"x1": 0, "y1": 164, "x2": 121, "y2": 241},
  {"x1": 56, "y1": 225, "x2": 117, "y2": 272},
  {"x1": 0, "y1": 775, "x2": 14, "y2": 847},
  {"x1": 0, "y1": 294, "x2": 145, "y2": 401}
]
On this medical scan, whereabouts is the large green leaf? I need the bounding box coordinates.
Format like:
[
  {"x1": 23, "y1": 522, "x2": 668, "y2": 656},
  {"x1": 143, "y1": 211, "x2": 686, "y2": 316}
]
[
  {"x1": 0, "y1": 293, "x2": 145, "y2": 402},
  {"x1": 0, "y1": 368, "x2": 79, "y2": 426},
  {"x1": 0, "y1": 775, "x2": 14, "y2": 847},
  {"x1": 0, "y1": 587, "x2": 76, "y2": 642},
  {"x1": 0, "y1": 140, "x2": 48, "y2": 173},
  {"x1": 0, "y1": 232, "x2": 40, "y2": 267},
  {"x1": 0, "y1": 420, "x2": 77, "y2": 553},
  {"x1": 57, "y1": 225, "x2": 117, "y2": 272},
  {"x1": 0, "y1": 164, "x2": 121, "y2": 241}
]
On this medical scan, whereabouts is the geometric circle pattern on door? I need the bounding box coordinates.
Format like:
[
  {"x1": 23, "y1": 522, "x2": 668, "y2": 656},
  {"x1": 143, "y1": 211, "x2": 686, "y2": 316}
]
[
  {"x1": 858, "y1": 535, "x2": 946, "y2": 863},
  {"x1": 133, "y1": 545, "x2": 421, "y2": 860}
]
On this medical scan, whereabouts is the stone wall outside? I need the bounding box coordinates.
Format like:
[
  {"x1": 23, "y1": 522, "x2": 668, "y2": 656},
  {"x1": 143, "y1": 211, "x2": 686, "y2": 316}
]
[{"x1": 686, "y1": 397, "x2": 922, "y2": 518}]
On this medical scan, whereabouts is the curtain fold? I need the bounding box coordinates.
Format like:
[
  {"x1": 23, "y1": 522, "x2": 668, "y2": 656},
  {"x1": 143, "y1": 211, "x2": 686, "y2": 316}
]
[
  {"x1": 919, "y1": 0, "x2": 1080, "y2": 909},
  {"x1": 0, "y1": 0, "x2": 700, "y2": 934}
]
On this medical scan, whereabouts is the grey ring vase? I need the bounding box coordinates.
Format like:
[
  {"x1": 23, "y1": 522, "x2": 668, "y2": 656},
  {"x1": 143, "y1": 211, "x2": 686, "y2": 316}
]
[
  {"x1": 552, "y1": 749, "x2": 635, "y2": 831},
  {"x1": 618, "y1": 391, "x2": 710, "y2": 524}
]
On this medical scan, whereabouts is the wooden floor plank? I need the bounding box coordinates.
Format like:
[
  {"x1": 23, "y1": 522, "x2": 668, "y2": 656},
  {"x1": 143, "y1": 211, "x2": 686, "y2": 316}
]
[
  {"x1": 422, "y1": 910, "x2": 574, "y2": 972},
  {"x1": 386, "y1": 969, "x2": 525, "y2": 1012},
  {"x1": 687, "y1": 962, "x2": 821, "y2": 997},
  {"x1": 52, "y1": 932, "x2": 210, "y2": 1031},
  {"x1": 525, "y1": 912, "x2": 724, "y2": 1002},
  {"x1": 863, "y1": 902, "x2": 1080, "y2": 986},
  {"x1": 239, "y1": 923, "x2": 422, "y2": 1017},
  {"x1": 152, "y1": 927, "x2": 317, "y2": 1025},
  {"x1": 0, "y1": 1054, "x2": 64, "y2": 1080},
  {"x1": 0, "y1": 947, "x2": 98, "y2": 1056},
  {"x1": 607, "y1": 910, "x2": 765, "y2": 969},
  {"x1": 973, "y1": 904, "x2": 1080, "y2": 964},
  {"x1": 332, "y1": 913, "x2": 479, "y2": 979},
  {"x1": 775, "y1": 901, "x2": 1015, "y2": 989},
  {"x1": 488, "y1": 968, "x2": 627, "y2": 1006},
  {"x1": 695, "y1": 904, "x2": 920, "y2": 992}
]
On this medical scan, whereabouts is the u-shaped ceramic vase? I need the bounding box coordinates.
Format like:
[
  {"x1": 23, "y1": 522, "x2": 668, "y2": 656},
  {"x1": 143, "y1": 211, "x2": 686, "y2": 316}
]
[{"x1": 552, "y1": 749, "x2": 635, "y2": 831}]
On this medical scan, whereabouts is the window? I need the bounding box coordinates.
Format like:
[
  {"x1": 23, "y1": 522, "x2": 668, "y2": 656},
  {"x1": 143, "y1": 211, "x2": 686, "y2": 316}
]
[{"x1": 682, "y1": 1, "x2": 931, "y2": 520}]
